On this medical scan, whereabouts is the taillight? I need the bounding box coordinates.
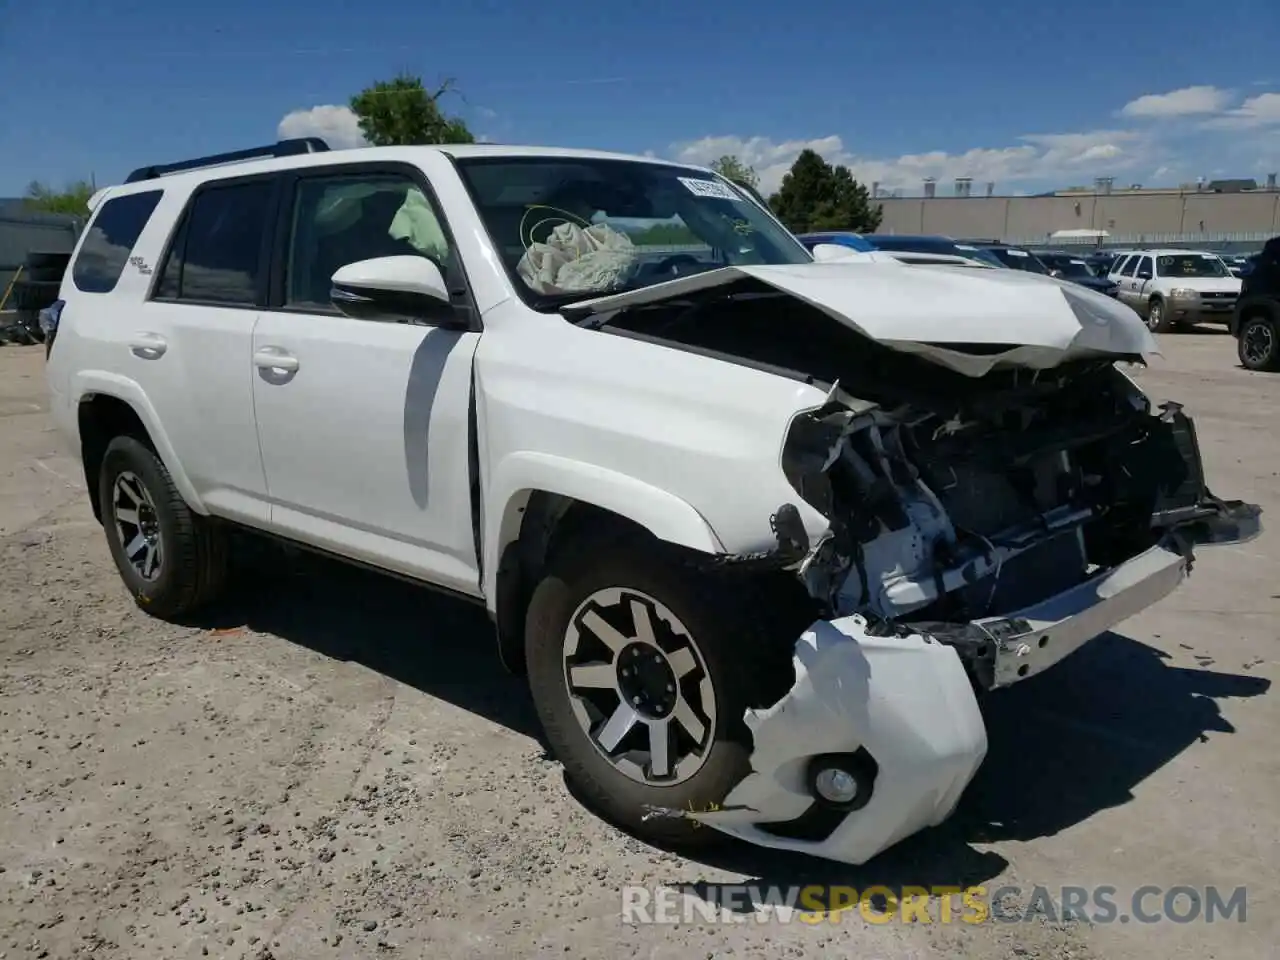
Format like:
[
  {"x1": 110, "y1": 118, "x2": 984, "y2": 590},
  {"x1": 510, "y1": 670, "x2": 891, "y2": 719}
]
[{"x1": 38, "y1": 299, "x2": 64, "y2": 356}]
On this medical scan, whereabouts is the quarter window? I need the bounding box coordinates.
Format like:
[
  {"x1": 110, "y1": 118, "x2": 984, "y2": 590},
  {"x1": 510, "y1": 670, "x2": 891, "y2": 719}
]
[
  {"x1": 155, "y1": 180, "x2": 273, "y2": 305},
  {"x1": 71, "y1": 190, "x2": 164, "y2": 294},
  {"x1": 283, "y1": 173, "x2": 451, "y2": 309}
]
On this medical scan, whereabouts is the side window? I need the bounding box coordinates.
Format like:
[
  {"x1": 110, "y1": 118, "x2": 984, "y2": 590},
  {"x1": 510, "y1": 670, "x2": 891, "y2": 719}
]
[
  {"x1": 155, "y1": 180, "x2": 274, "y2": 305},
  {"x1": 283, "y1": 173, "x2": 450, "y2": 310},
  {"x1": 71, "y1": 190, "x2": 164, "y2": 294},
  {"x1": 1136, "y1": 256, "x2": 1153, "y2": 279},
  {"x1": 1121, "y1": 256, "x2": 1139, "y2": 277}
]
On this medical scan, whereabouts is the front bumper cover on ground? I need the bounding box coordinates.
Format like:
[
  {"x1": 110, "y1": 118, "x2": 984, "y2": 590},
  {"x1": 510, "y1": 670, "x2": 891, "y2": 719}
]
[{"x1": 660, "y1": 503, "x2": 1260, "y2": 866}]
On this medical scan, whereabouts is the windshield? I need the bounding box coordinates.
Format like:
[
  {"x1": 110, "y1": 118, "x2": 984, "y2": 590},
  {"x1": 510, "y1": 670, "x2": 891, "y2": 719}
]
[
  {"x1": 1043, "y1": 255, "x2": 1094, "y2": 277},
  {"x1": 1156, "y1": 253, "x2": 1231, "y2": 278},
  {"x1": 453, "y1": 157, "x2": 811, "y2": 308},
  {"x1": 988, "y1": 247, "x2": 1050, "y2": 273}
]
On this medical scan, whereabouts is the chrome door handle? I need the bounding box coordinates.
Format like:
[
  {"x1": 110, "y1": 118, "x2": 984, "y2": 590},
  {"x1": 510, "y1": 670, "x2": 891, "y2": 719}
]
[
  {"x1": 253, "y1": 348, "x2": 299, "y2": 373},
  {"x1": 129, "y1": 333, "x2": 168, "y2": 360}
]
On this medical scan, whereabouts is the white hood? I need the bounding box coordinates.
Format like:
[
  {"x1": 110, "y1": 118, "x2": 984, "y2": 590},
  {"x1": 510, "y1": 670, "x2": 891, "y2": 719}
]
[{"x1": 564, "y1": 261, "x2": 1158, "y2": 377}]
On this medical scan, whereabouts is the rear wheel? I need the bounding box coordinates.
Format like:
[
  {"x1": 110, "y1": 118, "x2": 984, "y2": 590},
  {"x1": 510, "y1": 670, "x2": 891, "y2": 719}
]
[
  {"x1": 1238, "y1": 315, "x2": 1280, "y2": 371},
  {"x1": 524, "y1": 540, "x2": 787, "y2": 844},
  {"x1": 99, "y1": 436, "x2": 228, "y2": 619}
]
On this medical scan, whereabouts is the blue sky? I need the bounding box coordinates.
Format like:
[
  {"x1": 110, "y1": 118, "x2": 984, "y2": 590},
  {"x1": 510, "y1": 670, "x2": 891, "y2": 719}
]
[{"x1": 3, "y1": 0, "x2": 1279, "y2": 198}]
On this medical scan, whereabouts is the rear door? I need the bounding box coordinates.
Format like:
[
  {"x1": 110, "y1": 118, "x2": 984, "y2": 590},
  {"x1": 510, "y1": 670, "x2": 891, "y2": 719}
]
[
  {"x1": 249, "y1": 162, "x2": 483, "y2": 596},
  {"x1": 138, "y1": 175, "x2": 281, "y2": 524}
]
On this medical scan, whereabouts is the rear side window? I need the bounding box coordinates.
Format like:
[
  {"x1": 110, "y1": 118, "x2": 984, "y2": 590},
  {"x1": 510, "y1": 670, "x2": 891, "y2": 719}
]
[
  {"x1": 154, "y1": 180, "x2": 273, "y2": 305},
  {"x1": 71, "y1": 190, "x2": 164, "y2": 293}
]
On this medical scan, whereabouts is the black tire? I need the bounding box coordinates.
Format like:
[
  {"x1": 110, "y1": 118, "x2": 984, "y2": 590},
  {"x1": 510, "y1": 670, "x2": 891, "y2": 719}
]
[
  {"x1": 1146, "y1": 298, "x2": 1172, "y2": 333},
  {"x1": 21, "y1": 266, "x2": 66, "y2": 283},
  {"x1": 8, "y1": 280, "x2": 60, "y2": 312},
  {"x1": 98, "y1": 435, "x2": 229, "y2": 619},
  {"x1": 1238, "y1": 314, "x2": 1280, "y2": 371},
  {"x1": 525, "y1": 538, "x2": 790, "y2": 846},
  {"x1": 24, "y1": 252, "x2": 71, "y2": 271}
]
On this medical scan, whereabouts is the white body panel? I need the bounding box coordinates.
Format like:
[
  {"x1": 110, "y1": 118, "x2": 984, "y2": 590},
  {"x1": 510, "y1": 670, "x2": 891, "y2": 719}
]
[{"x1": 44, "y1": 142, "x2": 1254, "y2": 869}]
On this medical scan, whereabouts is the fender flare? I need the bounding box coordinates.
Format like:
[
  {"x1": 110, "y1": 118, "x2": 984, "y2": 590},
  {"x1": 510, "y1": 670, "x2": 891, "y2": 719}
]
[
  {"x1": 482, "y1": 450, "x2": 725, "y2": 605},
  {"x1": 71, "y1": 369, "x2": 208, "y2": 515}
]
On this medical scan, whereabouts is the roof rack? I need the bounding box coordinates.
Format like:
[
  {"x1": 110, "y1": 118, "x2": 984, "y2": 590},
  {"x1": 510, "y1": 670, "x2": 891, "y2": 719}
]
[{"x1": 124, "y1": 137, "x2": 331, "y2": 184}]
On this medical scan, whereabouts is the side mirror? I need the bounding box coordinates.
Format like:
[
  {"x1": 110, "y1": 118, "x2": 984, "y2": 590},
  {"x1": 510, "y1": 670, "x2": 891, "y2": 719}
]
[
  {"x1": 1049, "y1": 268, "x2": 1064, "y2": 279},
  {"x1": 330, "y1": 255, "x2": 456, "y2": 325}
]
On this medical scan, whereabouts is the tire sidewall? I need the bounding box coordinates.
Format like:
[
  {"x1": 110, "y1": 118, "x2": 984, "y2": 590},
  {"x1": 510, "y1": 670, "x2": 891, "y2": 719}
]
[
  {"x1": 98, "y1": 437, "x2": 184, "y2": 608},
  {"x1": 1238, "y1": 316, "x2": 1278, "y2": 371},
  {"x1": 524, "y1": 543, "x2": 755, "y2": 833},
  {"x1": 1147, "y1": 299, "x2": 1166, "y2": 332}
]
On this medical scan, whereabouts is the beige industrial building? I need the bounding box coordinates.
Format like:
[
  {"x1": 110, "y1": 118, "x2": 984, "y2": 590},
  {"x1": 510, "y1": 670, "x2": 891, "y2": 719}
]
[{"x1": 873, "y1": 176, "x2": 1280, "y2": 248}]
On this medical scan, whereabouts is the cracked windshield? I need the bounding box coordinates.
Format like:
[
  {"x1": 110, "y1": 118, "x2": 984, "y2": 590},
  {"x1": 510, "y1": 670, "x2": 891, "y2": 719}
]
[{"x1": 456, "y1": 157, "x2": 811, "y2": 305}]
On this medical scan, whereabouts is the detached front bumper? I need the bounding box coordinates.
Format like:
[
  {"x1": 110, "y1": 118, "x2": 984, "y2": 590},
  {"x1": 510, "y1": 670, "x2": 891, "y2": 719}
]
[{"x1": 679, "y1": 500, "x2": 1261, "y2": 866}]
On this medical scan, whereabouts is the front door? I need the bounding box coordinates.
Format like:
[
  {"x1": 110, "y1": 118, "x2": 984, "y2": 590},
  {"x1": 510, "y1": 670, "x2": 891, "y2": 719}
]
[{"x1": 250, "y1": 165, "x2": 482, "y2": 596}]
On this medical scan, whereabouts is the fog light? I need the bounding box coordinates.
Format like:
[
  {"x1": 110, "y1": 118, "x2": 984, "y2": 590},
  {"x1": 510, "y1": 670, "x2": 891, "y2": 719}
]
[
  {"x1": 805, "y1": 751, "x2": 877, "y2": 811},
  {"x1": 813, "y1": 767, "x2": 859, "y2": 805}
]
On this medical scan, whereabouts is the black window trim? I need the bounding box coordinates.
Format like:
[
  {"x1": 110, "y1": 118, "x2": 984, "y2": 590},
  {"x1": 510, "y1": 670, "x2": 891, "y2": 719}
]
[
  {"x1": 148, "y1": 172, "x2": 284, "y2": 310},
  {"x1": 264, "y1": 160, "x2": 481, "y2": 333},
  {"x1": 71, "y1": 188, "x2": 166, "y2": 295}
]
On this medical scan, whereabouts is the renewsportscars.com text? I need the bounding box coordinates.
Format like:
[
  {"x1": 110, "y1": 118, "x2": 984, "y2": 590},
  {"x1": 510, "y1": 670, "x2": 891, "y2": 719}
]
[{"x1": 621, "y1": 884, "x2": 1248, "y2": 925}]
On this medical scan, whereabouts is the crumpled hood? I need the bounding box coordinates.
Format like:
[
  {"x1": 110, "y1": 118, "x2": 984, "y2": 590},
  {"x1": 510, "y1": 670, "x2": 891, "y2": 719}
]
[{"x1": 563, "y1": 261, "x2": 1159, "y2": 377}]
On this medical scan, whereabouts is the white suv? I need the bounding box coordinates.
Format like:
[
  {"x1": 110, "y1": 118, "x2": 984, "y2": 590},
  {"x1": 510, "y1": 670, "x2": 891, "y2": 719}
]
[
  {"x1": 43, "y1": 139, "x2": 1260, "y2": 865},
  {"x1": 1107, "y1": 248, "x2": 1242, "y2": 332}
]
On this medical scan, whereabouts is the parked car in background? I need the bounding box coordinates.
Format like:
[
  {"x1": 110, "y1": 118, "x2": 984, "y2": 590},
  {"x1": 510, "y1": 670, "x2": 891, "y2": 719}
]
[
  {"x1": 966, "y1": 242, "x2": 1054, "y2": 274},
  {"x1": 859, "y1": 234, "x2": 1007, "y2": 267},
  {"x1": 1035, "y1": 251, "x2": 1121, "y2": 297},
  {"x1": 794, "y1": 231, "x2": 877, "y2": 253},
  {"x1": 1106, "y1": 249, "x2": 1241, "y2": 332},
  {"x1": 1231, "y1": 236, "x2": 1280, "y2": 370}
]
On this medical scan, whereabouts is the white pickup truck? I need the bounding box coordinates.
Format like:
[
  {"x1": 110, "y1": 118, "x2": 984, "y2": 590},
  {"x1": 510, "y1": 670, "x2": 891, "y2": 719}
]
[{"x1": 42, "y1": 139, "x2": 1260, "y2": 865}]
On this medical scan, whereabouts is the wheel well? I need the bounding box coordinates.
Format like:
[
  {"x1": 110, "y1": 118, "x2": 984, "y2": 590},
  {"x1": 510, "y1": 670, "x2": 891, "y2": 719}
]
[
  {"x1": 78, "y1": 395, "x2": 153, "y2": 522},
  {"x1": 492, "y1": 492, "x2": 816, "y2": 676},
  {"x1": 1240, "y1": 304, "x2": 1277, "y2": 325},
  {"x1": 494, "y1": 493, "x2": 656, "y2": 675}
]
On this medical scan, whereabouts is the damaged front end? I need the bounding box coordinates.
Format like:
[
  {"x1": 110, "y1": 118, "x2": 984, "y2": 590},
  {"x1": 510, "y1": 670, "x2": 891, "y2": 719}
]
[{"x1": 669, "y1": 361, "x2": 1261, "y2": 863}]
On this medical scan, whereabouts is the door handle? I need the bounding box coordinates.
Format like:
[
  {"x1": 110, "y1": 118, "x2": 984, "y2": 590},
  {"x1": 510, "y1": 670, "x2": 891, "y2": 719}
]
[
  {"x1": 129, "y1": 333, "x2": 168, "y2": 360},
  {"x1": 253, "y1": 348, "x2": 299, "y2": 373}
]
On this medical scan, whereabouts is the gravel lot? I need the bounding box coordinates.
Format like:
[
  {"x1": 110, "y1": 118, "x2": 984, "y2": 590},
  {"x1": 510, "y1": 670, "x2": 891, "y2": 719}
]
[{"x1": 2, "y1": 331, "x2": 1277, "y2": 960}]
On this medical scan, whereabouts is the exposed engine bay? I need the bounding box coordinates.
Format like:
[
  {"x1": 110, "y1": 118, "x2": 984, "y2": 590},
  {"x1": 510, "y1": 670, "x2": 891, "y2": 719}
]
[{"x1": 596, "y1": 283, "x2": 1259, "y2": 691}]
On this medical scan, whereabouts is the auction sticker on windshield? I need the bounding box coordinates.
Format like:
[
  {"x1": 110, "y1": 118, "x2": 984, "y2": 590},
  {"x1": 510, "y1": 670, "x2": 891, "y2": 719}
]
[{"x1": 678, "y1": 177, "x2": 742, "y2": 202}]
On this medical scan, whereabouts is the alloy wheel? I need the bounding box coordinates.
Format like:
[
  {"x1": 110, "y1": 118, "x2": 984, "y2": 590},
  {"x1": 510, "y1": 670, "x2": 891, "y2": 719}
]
[
  {"x1": 562, "y1": 587, "x2": 716, "y2": 786},
  {"x1": 1147, "y1": 302, "x2": 1164, "y2": 331},
  {"x1": 1242, "y1": 321, "x2": 1275, "y2": 367},
  {"x1": 112, "y1": 471, "x2": 164, "y2": 581}
]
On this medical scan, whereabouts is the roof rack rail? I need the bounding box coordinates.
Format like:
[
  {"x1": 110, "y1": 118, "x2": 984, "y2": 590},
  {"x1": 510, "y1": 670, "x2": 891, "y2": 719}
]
[{"x1": 124, "y1": 137, "x2": 331, "y2": 184}]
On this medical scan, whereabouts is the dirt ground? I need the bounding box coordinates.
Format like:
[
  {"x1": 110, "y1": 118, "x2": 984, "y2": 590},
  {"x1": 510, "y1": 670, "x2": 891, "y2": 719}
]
[{"x1": 1, "y1": 330, "x2": 1277, "y2": 960}]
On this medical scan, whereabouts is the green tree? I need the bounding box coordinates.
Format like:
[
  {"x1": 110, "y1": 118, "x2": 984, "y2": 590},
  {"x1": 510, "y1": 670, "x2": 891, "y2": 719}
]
[
  {"x1": 349, "y1": 74, "x2": 475, "y2": 146},
  {"x1": 768, "y1": 149, "x2": 882, "y2": 233},
  {"x1": 23, "y1": 179, "x2": 94, "y2": 216},
  {"x1": 710, "y1": 155, "x2": 759, "y2": 190}
]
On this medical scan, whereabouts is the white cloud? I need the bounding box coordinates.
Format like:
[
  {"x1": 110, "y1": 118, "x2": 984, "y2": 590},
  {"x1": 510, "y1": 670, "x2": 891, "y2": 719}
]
[
  {"x1": 671, "y1": 129, "x2": 1143, "y2": 196},
  {"x1": 1206, "y1": 92, "x2": 1280, "y2": 128},
  {"x1": 277, "y1": 105, "x2": 367, "y2": 149},
  {"x1": 1119, "y1": 85, "x2": 1233, "y2": 118}
]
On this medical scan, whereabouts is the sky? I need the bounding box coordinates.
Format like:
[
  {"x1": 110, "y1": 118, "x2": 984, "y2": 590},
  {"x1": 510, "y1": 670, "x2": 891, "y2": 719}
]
[{"x1": 2, "y1": 0, "x2": 1279, "y2": 199}]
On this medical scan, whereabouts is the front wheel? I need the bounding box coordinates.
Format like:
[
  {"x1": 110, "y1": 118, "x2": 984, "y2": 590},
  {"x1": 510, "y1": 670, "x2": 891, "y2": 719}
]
[
  {"x1": 524, "y1": 541, "x2": 784, "y2": 844},
  {"x1": 1238, "y1": 315, "x2": 1280, "y2": 371},
  {"x1": 1146, "y1": 298, "x2": 1172, "y2": 333},
  {"x1": 99, "y1": 436, "x2": 229, "y2": 619}
]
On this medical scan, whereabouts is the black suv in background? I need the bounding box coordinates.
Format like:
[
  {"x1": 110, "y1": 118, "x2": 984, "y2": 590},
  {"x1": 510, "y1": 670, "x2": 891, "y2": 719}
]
[{"x1": 1232, "y1": 236, "x2": 1280, "y2": 371}]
